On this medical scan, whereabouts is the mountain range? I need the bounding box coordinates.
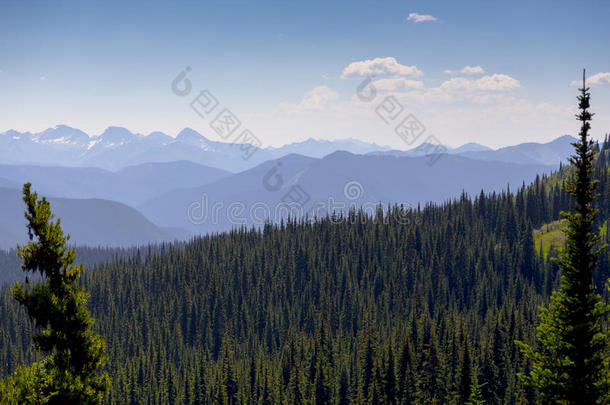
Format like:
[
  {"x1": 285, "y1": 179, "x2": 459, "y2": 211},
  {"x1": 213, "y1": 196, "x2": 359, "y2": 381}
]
[
  {"x1": 371, "y1": 135, "x2": 575, "y2": 166},
  {"x1": 0, "y1": 129, "x2": 579, "y2": 248},
  {"x1": 0, "y1": 161, "x2": 230, "y2": 207},
  {"x1": 0, "y1": 126, "x2": 392, "y2": 172},
  {"x1": 139, "y1": 151, "x2": 557, "y2": 234},
  {"x1": 1, "y1": 125, "x2": 576, "y2": 171}
]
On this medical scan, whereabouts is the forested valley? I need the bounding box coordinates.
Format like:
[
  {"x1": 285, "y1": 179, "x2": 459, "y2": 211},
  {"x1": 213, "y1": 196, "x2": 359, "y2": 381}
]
[{"x1": 1, "y1": 143, "x2": 610, "y2": 404}]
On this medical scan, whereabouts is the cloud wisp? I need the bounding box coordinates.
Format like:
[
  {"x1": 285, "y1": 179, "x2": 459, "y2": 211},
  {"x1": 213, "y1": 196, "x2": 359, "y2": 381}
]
[
  {"x1": 274, "y1": 85, "x2": 340, "y2": 114},
  {"x1": 444, "y1": 65, "x2": 485, "y2": 75},
  {"x1": 341, "y1": 57, "x2": 423, "y2": 79},
  {"x1": 440, "y1": 74, "x2": 520, "y2": 92},
  {"x1": 407, "y1": 13, "x2": 438, "y2": 23},
  {"x1": 371, "y1": 78, "x2": 425, "y2": 92},
  {"x1": 571, "y1": 72, "x2": 610, "y2": 87}
]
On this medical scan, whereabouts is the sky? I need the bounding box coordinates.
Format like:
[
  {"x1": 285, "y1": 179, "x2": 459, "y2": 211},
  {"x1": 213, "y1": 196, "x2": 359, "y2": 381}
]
[{"x1": 0, "y1": 0, "x2": 609, "y2": 149}]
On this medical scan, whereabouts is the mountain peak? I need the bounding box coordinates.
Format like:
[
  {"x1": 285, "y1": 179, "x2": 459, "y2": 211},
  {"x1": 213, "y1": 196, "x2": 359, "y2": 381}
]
[
  {"x1": 35, "y1": 125, "x2": 89, "y2": 144},
  {"x1": 52, "y1": 124, "x2": 76, "y2": 131},
  {"x1": 324, "y1": 150, "x2": 357, "y2": 159},
  {"x1": 98, "y1": 126, "x2": 135, "y2": 143},
  {"x1": 176, "y1": 128, "x2": 214, "y2": 150},
  {"x1": 176, "y1": 128, "x2": 207, "y2": 141},
  {"x1": 549, "y1": 134, "x2": 577, "y2": 144},
  {"x1": 453, "y1": 142, "x2": 492, "y2": 153},
  {"x1": 143, "y1": 131, "x2": 172, "y2": 144}
]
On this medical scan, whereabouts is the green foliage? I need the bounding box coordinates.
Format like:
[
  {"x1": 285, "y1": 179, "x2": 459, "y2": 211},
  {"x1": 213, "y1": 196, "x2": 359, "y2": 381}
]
[
  {"x1": 0, "y1": 360, "x2": 55, "y2": 404},
  {"x1": 465, "y1": 367, "x2": 486, "y2": 405},
  {"x1": 518, "y1": 72, "x2": 610, "y2": 404},
  {"x1": 533, "y1": 220, "x2": 566, "y2": 258},
  {"x1": 2, "y1": 184, "x2": 110, "y2": 404}
]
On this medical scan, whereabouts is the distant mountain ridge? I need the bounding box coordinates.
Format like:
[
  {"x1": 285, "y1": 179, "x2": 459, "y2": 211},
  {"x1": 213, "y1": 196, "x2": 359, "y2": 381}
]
[
  {"x1": 139, "y1": 151, "x2": 557, "y2": 235},
  {"x1": 0, "y1": 188, "x2": 178, "y2": 250},
  {"x1": 1, "y1": 125, "x2": 577, "y2": 171},
  {"x1": 371, "y1": 135, "x2": 576, "y2": 166},
  {"x1": 455, "y1": 135, "x2": 576, "y2": 165},
  {"x1": 0, "y1": 161, "x2": 231, "y2": 207},
  {"x1": 0, "y1": 126, "x2": 393, "y2": 172}
]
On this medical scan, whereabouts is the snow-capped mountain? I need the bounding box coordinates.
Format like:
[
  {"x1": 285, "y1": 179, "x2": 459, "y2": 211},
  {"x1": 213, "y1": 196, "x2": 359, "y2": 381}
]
[
  {"x1": 0, "y1": 126, "x2": 393, "y2": 171},
  {"x1": 0, "y1": 125, "x2": 578, "y2": 171}
]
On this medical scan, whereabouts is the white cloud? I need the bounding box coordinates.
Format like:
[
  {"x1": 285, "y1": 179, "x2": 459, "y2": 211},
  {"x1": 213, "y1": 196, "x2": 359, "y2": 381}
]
[
  {"x1": 589, "y1": 72, "x2": 610, "y2": 85},
  {"x1": 440, "y1": 74, "x2": 520, "y2": 92},
  {"x1": 371, "y1": 78, "x2": 424, "y2": 91},
  {"x1": 475, "y1": 74, "x2": 521, "y2": 91},
  {"x1": 300, "y1": 85, "x2": 339, "y2": 108},
  {"x1": 275, "y1": 85, "x2": 339, "y2": 114},
  {"x1": 340, "y1": 57, "x2": 423, "y2": 79},
  {"x1": 443, "y1": 65, "x2": 485, "y2": 75},
  {"x1": 571, "y1": 72, "x2": 610, "y2": 87},
  {"x1": 407, "y1": 13, "x2": 438, "y2": 23}
]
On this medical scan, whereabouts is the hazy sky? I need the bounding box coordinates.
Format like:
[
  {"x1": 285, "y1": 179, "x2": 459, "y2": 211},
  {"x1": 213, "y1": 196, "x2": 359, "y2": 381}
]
[{"x1": 1, "y1": 0, "x2": 609, "y2": 149}]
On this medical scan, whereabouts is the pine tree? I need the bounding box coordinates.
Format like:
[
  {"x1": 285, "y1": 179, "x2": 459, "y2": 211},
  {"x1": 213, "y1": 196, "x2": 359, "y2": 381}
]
[
  {"x1": 222, "y1": 358, "x2": 237, "y2": 405},
  {"x1": 384, "y1": 347, "x2": 397, "y2": 405},
  {"x1": 397, "y1": 339, "x2": 414, "y2": 405},
  {"x1": 196, "y1": 359, "x2": 208, "y2": 405},
  {"x1": 457, "y1": 344, "x2": 472, "y2": 405},
  {"x1": 313, "y1": 360, "x2": 330, "y2": 405},
  {"x1": 518, "y1": 70, "x2": 610, "y2": 404},
  {"x1": 338, "y1": 368, "x2": 350, "y2": 405},
  {"x1": 288, "y1": 365, "x2": 305, "y2": 405},
  {"x1": 465, "y1": 367, "x2": 486, "y2": 405},
  {"x1": 260, "y1": 374, "x2": 271, "y2": 405},
  {"x1": 361, "y1": 339, "x2": 374, "y2": 403},
  {"x1": 2, "y1": 183, "x2": 110, "y2": 404}
]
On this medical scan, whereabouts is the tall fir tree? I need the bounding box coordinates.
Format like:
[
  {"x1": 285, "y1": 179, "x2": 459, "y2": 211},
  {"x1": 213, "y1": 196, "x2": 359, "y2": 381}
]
[
  {"x1": 0, "y1": 183, "x2": 110, "y2": 404},
  {"x1": 518, "y1": 70, "x2": 610, "y2": 404},
  {"x1": 465, "y1": 366, "x2": 486, "y2": 405},
  {"x1": 458, "y1": 343, "x2": 472, "y2": 405}
]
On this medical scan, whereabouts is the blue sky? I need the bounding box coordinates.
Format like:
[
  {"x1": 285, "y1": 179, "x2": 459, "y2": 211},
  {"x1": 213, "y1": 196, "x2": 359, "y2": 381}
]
[{"x1": 1, "y1": 0, "x2": 609, "y2": 148}]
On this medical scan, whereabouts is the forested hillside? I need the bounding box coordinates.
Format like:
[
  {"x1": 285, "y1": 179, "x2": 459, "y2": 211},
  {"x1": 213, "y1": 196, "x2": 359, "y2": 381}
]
[
  {"x1": 0, "y1": 246, "x2": 143, "y2": 286},
  {"x1": 1, "y1": 145, "x2": 610, "y2": 404}
]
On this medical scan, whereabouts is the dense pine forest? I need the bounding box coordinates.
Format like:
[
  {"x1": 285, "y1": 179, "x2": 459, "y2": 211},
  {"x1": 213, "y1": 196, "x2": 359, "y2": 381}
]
[{"x1": 1, "y1": 143, "x2": 610, "y2": 404}]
